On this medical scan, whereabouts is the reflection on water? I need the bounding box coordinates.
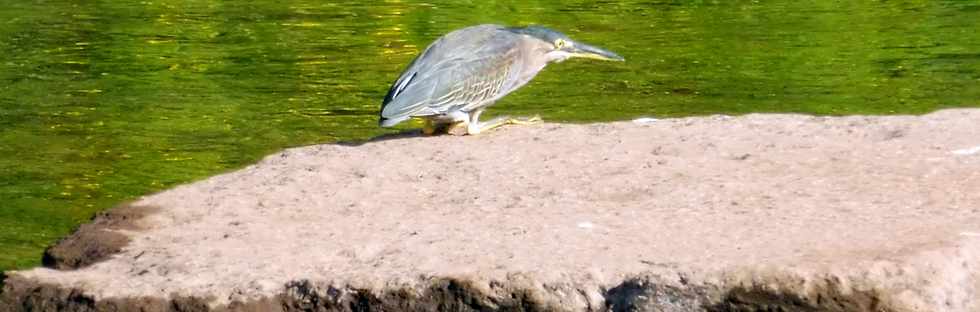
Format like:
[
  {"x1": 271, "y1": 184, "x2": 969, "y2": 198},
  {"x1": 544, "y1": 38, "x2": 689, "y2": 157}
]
[{"x1": 0, "y1": 1, "x2": 978, "y2": 269}]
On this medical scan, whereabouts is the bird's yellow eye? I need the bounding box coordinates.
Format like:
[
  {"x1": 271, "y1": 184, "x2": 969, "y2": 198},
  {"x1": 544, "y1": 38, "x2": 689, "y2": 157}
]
[{"x1": 554, "y1": 39, "x2": 566, "y2": 49}]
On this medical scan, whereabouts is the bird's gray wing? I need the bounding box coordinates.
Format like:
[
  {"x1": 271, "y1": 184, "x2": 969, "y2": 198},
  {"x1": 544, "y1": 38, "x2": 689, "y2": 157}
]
[
  {"x1": 426, "y1": 47, "x2": 522, "y2": 114},
  {"x1": 380, "y1": 26, "x2": 521, "y2": 124}
]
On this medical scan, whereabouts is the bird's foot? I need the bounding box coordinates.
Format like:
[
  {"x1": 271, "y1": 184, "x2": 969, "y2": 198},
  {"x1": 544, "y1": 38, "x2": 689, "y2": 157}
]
[
  {"x1": 508, "y1": 115, "x2": 542, "y2": 125},
  {"x1": 447, "y1": 121, "x2": 470, "y2": 136},
  {"x1": 422, "y1": 122, "x2": 437, "y2": 135},
  {"x1": 465, "y1": 115, "x2": 543, "y2": 135},
  {"x1": 423, "y1": 119, "x2": 462, "y2": 135}
]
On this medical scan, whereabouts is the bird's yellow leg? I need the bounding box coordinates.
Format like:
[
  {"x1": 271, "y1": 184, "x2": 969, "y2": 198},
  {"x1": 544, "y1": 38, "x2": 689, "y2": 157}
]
[
  {"x1": 422, "y1": 118, "x2": 469, "y2": 135},
  {"x1": 422, "y1": 119, "x2": 437, "y2": 135},
  {"x1": 444, "y1": 111, "x2": 473, "y2": 136},
  {"x1": 447, "y1": 121, "x2": 469, "y2": 136}
]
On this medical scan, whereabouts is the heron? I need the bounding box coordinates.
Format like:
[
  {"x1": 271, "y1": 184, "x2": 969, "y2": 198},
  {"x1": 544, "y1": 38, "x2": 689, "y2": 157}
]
[{"x1": 379, "y1": 24, "x2": 624, "y2": 135}]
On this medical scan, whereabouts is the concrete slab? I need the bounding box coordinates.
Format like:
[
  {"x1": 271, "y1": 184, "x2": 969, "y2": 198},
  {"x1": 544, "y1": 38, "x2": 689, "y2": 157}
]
[{"x1": 3, "y1": 110, "x2": 980, "y2": 311}]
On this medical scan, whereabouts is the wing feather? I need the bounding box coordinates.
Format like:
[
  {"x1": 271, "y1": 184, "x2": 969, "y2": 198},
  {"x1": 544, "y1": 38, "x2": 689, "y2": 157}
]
[{"x1": 379, "y1": 25, "x2": 524, "y2": 125}]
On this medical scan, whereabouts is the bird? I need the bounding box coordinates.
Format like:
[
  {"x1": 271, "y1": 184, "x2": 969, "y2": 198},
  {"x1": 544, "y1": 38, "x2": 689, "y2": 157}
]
[{"x1": 379, "y1": 24, "x2": 624, "y2": 135}]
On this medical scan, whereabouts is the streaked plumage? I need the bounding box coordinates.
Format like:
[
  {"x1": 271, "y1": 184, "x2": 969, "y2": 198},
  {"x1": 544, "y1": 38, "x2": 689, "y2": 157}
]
[{"x1": 380, "y1": 24, "x2": 623, "y2": 135}]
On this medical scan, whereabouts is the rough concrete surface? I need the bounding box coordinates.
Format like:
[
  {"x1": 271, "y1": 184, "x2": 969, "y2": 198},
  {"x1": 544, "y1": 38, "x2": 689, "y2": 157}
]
[
  {"x1": 40, "y1": 204, "x2": 158, "y2": 271},
  {"x1": 3, "y1": 110, "x2": 980, "y2": 312}
]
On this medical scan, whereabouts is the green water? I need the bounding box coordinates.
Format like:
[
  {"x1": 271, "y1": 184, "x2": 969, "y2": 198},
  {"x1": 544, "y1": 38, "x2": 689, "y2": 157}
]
[{"x1": 1, "y1": 1, "x2": 978, "y2": 271}]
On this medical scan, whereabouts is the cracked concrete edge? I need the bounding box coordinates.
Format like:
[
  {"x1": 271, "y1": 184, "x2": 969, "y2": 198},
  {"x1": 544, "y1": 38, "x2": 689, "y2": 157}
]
[
  {"x1": 39, "y1": 202, "x2": 159, "y2": 271},
  {"x1": 0, "y1": 274, "x2": 580, "y2": 312},
  {"x1": 5, "y1": 265, "x2": 966, "y2": 312},
  {"x1": 713, "y1": 239, "x2": 980, "y2": 312}
]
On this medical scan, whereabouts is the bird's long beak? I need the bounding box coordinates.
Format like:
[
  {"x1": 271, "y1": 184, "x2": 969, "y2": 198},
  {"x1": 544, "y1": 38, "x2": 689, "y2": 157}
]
[{"x1": 569, "y1": 42, "x2": 625, "y2": 61}]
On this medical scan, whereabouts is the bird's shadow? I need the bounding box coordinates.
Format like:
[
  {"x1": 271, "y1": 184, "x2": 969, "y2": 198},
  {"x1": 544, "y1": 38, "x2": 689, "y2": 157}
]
[{"x1": 334, "y1": 129, "x2": 427, "y2": 147}]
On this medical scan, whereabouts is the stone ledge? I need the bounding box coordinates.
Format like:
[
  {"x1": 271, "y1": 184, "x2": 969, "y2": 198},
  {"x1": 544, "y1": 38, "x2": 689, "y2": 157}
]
[{"x1": 3, "y1": 110, "x2": 979, "y2": 311}]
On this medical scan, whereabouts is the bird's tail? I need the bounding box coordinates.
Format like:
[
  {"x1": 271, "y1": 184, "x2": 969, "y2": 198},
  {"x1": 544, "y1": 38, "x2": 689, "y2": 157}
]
[{"x1": 378, "y1": 116, "x2": 407, "y2": 127}]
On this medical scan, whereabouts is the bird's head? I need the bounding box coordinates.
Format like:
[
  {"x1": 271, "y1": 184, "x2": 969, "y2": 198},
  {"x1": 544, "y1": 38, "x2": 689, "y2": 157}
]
[{"x1": 511, "y1": 25, "x2": 625, "y2": 63}]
